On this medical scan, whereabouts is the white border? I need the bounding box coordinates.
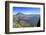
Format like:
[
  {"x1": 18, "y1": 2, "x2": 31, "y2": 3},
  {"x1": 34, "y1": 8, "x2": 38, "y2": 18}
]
[{"x1": 9, "y1": 3, "x2": 43, "y2": 32}]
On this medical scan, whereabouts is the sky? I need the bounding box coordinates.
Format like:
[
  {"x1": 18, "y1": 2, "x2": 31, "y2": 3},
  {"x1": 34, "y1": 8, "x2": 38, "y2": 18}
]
[{"x1": 13, "y1": 7, "x2": 40, "y2": 15}]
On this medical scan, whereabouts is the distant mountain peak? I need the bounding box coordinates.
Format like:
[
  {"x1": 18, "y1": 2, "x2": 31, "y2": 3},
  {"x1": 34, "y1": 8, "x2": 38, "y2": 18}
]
[{"x1": 16, "y1": 12, "x2": 24, "y2": 15}]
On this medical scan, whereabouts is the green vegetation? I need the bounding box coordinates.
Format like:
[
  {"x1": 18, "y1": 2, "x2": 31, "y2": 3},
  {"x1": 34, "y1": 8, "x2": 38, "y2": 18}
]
[
  {"x1": 13, "y1": 14, "x2": 40, "y2": 28},
  {"x1": 13, "y1": 18, "x2": 21, "y2": 28}
]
